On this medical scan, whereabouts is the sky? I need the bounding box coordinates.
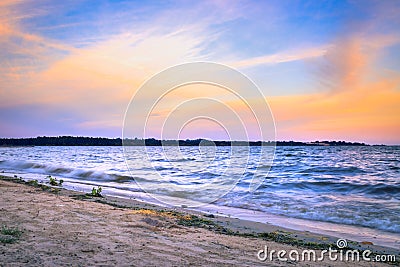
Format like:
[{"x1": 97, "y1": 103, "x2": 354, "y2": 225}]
[{"x1": 0, "y1": 0, "x2": 399, "y2": 144}]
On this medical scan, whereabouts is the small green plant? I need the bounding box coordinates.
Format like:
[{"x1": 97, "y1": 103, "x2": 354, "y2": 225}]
[
  {"x1": 91, "y1": 186, "x2": 103, "y2": 197},
  {"x1": 0, "y1": 225, "x2": 22, "y2": 244},
  {"x1": 47, "y1": 175, "x2": 63, "y2": 186},
  {"x1": 27, "y1": 179, "x2": 39, "y2": 186},
  {"x1": 48, "y1": 175, "x2": 56, "y2": 185},
  {"x1": 1, "y1": 226, "x2": 22, "y2": 237}
]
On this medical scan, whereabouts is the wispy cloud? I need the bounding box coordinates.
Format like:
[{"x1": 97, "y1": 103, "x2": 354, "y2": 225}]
[{"x1": 230, "y1": 46, "x2": 329, "y2": 68}]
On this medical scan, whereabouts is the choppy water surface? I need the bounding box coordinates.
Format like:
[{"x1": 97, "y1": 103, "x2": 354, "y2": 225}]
[{"x1": 1, "y1": 145, "x2": 399, "y2": 236}]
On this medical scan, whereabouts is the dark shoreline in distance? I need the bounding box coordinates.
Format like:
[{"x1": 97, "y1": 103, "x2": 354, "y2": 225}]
[{"x1": 0, "y1": 136, "x2": 370, "y2": 146}]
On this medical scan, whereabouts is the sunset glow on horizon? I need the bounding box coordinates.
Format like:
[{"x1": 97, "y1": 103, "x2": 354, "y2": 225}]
[{"x1": 1, "y1": 1, "x2": 399, "y2": 144}]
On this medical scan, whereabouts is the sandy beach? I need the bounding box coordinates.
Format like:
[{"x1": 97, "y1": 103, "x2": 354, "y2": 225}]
[{"x1": 0, "y1": 176, "x2": 398, "y2": 266}]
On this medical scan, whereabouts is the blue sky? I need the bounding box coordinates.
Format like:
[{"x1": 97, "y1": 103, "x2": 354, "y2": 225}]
[{"x1": 1, "y1": 0, "x2": 399, "y2": 143}]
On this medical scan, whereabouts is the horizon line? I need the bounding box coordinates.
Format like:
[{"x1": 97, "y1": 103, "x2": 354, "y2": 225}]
[{"x1": 0, "y1": 136, "x2": 395, "y2": 146}]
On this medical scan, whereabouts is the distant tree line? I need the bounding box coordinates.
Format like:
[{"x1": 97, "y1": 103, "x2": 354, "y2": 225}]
[
  {"x1": 0, "y1": 136, "x2": 368, "y2": 146},
  {"x1": 0, "y1": 136, "x2": 122, "y2": 146}
]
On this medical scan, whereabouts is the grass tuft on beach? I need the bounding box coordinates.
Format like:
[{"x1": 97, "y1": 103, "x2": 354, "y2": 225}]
[{"x1": 0, "y1": 225, "x2": 23, "y2": 244}]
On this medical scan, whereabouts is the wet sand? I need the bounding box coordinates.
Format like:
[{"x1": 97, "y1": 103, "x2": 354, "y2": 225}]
[{"x1": 0, "y1": 176, "x2": 397, "y2": 266}]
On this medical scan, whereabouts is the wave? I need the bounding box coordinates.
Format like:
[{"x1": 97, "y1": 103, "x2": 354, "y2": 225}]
[
  {"x1": 259, "y1": 180, "x2": 400, "y2": 196},
  {"x1": 0, "y1": 160, "x2": 133, "y2": 183},
  {"x1": 299, "y1": 166, "x2": 365, "y2": 175},
  {"x1": 279, "y1": 207, "x2": 400, "y2": 233},
  {"x1": 225, "y1": 200, "x2": 400, "y2": 233},
  {"x1": 168, "y1": 158, "x2": 196, "y2": 162}
]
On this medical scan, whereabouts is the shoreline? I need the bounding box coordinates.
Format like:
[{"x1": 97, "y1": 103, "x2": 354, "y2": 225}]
[
  {"x1": 1, "y1": 175, "x2": 398, "y2": 266},
  {"x1": 3, "y1": 171, "x2": 400, "y2": 250}
]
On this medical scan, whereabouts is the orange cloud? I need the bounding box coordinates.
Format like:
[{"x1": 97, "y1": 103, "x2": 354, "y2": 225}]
[
  {"x1": 0, "y1": 23, "x2": 11, "y2": 35},
  {"x1": 0, "y1": 26, "x2": 212, "y2": 132},
  {"x1": 268, "y1": 36, "x2": 400, "y2": 144}
]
